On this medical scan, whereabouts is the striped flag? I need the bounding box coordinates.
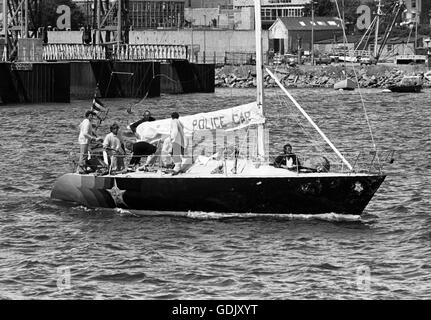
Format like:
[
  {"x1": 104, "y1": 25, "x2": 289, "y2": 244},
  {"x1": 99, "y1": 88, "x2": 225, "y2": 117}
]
[{"x1": 92, "y1": 97, "x2": 107, "y2": 113}]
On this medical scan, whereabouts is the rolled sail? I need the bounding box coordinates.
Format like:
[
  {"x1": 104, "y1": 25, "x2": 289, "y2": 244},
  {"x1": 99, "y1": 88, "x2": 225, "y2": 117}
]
[{"x1": 134, "y1": 102, "x2": 266, "y2": 141}]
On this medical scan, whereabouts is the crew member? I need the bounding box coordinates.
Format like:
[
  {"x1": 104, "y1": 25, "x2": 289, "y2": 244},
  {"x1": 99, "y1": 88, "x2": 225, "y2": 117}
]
[
  {"x1": 129, "y1": 110, "x2": 156, "y2": 134},
  {"x1": 170, "y1": 112, "x2": 185, "y2": 175},
  {"x1": 103, "y1": 123, "x2": 126, "y2": 172},
  {"x1": 126, "y1": 140, "x2": 158, "y2": 171},
  {"x1": 273, "y1": 144, "x2": 300, "y2": 171},
  {"x1": 77, "y1": 110, "x2": 102, "y2": 173}
]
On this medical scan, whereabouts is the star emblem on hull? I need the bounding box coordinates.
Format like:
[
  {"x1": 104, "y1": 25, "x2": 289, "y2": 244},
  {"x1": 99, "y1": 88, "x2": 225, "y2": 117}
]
[
  {"x1": 354, "y1": 181, "x2": 364, "y2": 193},
  {"x1": 107, "y1": 179, "x2": 128, "y2": 208}
]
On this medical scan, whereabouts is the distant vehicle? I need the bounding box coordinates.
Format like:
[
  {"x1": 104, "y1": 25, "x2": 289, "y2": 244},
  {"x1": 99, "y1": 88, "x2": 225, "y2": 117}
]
[
  {"x1": 315, "y1": 56, "x2": 331, "y2": 65},
  {"x1": 329, "y1": 55, "x2": 340, "y2": 63},
  {"x1": 272, "y1": 53, "x2": 284, "y2": 65},
  {"x1": 359, "y1": 56, "x2": 377, "y2": 65}
]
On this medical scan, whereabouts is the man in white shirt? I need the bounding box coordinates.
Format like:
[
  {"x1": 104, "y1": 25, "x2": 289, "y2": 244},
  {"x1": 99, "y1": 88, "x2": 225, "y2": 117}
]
[
  {"x1": 103, "y1": 123, "x2": 126, "y2": 171},
  {"x1": 78, "y1": 111, "x2": 102, "y2": 173},
  {"x1": 170, "y1": 112, "x2": 185, "y2": 175}
]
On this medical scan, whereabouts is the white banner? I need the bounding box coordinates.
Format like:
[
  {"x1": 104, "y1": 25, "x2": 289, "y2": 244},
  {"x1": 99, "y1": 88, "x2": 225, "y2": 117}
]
[{"x1": 134, "y1": 102, "x2": 265, "y2": 141}]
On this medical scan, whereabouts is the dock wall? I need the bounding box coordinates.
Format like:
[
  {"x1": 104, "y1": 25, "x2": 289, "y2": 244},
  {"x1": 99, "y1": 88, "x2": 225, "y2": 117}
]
[
  {"x1": 160, "y1": 61, "x2": 215, "y2": 94},
  {"x1": 0, "y1": 60, "x2": 214, "y2": 104},
  {"x1": 0, "y1": 62, "x2": 70, "y2": 104},
  {"x1": 70, "y1": 61, "x2": 160, "y2": 100}
]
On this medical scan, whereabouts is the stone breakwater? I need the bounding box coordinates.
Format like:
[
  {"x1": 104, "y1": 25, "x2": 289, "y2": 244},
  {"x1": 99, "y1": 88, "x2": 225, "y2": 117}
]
[{"x1": 215, "y1": 64, "x2": 431, "y2": 89}]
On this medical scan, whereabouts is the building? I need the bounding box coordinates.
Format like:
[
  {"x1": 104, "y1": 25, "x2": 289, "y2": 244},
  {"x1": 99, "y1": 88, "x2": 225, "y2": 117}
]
[
  {"x1": 129, "y1": 28, "x2": 270, "y2": 63},
  {"x1": 234, "y1": 0, "x2": 308, "y2": 28},
  {"x1": 269, "y1": 16, "x2": 343, "y2": 53},
  {"x1": 186, "y1": 0, "x2": 233, "y2": 8},
  {"x1": 185, "y1": 0, "x2": 309, "y2": 30},
  {"x1": 404, "y1": 0, "x2": 431, "y2": 25},
  {"x1": 74, "y1": 0, "x2": 186, "y2": 29},
  {"x1": 129, "y1": 0, "x2": 185, "y2": 28},
  {"x1": 184, "y1": 5, "x2": 254, "y2": 29},
  {"x1": 418, "y1": 0, "x2": 431, "y2": 25}
]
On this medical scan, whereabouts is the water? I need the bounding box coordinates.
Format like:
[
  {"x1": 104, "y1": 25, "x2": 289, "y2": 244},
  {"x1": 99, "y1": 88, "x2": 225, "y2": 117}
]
[{"x1": 0, "y1": 88, "x2": 430, "y2": 299}]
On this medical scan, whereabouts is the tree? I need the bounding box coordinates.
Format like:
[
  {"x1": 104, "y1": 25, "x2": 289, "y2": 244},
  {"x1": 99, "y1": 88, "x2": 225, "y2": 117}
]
[
  {"x1": 35, "y1": 0, "x2": 85, "y2": 30},
  {"x1": 339, "y1": 0, "x2": 362, "y2": 26},
  {"x1": 303, "y1": 0, "x2": 336, "y2": 17}
]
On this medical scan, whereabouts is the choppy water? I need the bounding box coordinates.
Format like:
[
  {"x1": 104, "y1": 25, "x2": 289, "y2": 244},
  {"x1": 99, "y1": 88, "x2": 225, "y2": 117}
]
[{"x1": 0, "y1": 87, "x2": 430, "y2": 299}]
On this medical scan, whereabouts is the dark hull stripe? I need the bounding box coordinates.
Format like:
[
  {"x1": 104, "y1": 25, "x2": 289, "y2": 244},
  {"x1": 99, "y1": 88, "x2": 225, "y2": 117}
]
[{"x1": 51, "y1": 174, "x2": 386, "y2": 215}]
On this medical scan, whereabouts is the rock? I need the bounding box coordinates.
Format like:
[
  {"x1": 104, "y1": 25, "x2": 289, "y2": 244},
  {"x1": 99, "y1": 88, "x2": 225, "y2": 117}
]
[
  {"x1": 214, "y1": 64, "x2": 428, "y2": 90},
  {"x1": 320, "y1": 76, "x2": 329, "y2": 84}
]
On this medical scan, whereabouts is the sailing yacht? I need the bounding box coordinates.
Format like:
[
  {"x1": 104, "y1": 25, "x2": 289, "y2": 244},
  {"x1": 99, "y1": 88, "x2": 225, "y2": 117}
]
[{"x1": 51, "y1": 0, "x2": 386, "y2": 216}]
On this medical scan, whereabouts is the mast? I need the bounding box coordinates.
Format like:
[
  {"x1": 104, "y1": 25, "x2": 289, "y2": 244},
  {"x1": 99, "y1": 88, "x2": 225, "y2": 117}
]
[
  {"x1": 375, "y1": 0, "x2": 405, "y2": 63},
  {"x1": 311, "y1": 0, "x2": 314, "y2": 65},
  {"x1": 343, "y1": 0, "x2": 347, "y2": 65},
  {"x1": 24, "y1": 0, "x2": 28, "y2": 38},
  {"x1": 3, "y1": 0, "x2": 7, "y2": 61},
  {"x1": 254, "y1": 0, "x2": 265, "y2": 159},
  {"x1": 97, "y1": 0, "x2": 101, "y2": 44},
  {"x1": 374, "y1": 0, "x2": 382, "y2": 58},
  {"x1": 414, "y1": 15, "x2": 418, "y2": 53},
  {"x1": 117, "y1": 0, "x2": 122, "y2": 45}
]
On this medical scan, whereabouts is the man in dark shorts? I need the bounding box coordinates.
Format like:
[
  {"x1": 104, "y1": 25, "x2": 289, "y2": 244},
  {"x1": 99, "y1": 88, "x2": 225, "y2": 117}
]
[{"x1": 127, "y1": 140, "x2": 157, "y2": 170}]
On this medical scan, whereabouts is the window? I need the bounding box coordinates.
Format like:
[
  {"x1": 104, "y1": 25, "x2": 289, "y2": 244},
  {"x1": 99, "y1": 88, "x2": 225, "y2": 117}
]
[{"x1": 128, "y1": 1, "x2": 184, "y2": 29}]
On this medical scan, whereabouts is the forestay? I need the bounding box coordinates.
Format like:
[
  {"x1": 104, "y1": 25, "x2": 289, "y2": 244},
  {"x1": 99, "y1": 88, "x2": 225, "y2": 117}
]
[{"x1": 134, "y1": 102, "x2": 266, "y2": 141}]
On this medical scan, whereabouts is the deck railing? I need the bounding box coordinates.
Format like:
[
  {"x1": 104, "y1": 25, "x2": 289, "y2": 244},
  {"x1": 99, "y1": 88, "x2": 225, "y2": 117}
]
[{"x1": 69, "y1": 147, "x2": 391, "y2": 175}]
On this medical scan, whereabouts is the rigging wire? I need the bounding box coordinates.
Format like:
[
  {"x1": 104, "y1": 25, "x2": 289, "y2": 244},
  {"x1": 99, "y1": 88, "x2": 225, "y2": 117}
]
[
  {"x1": 273, "y1": 83, "x2": 324, "y2": 153},
  {"x1": 405, "y1": 23, "x2": 414, "y2": 55},
  {"x1": 334, "y1": 0, "x2": 380, "y2": 168}
]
